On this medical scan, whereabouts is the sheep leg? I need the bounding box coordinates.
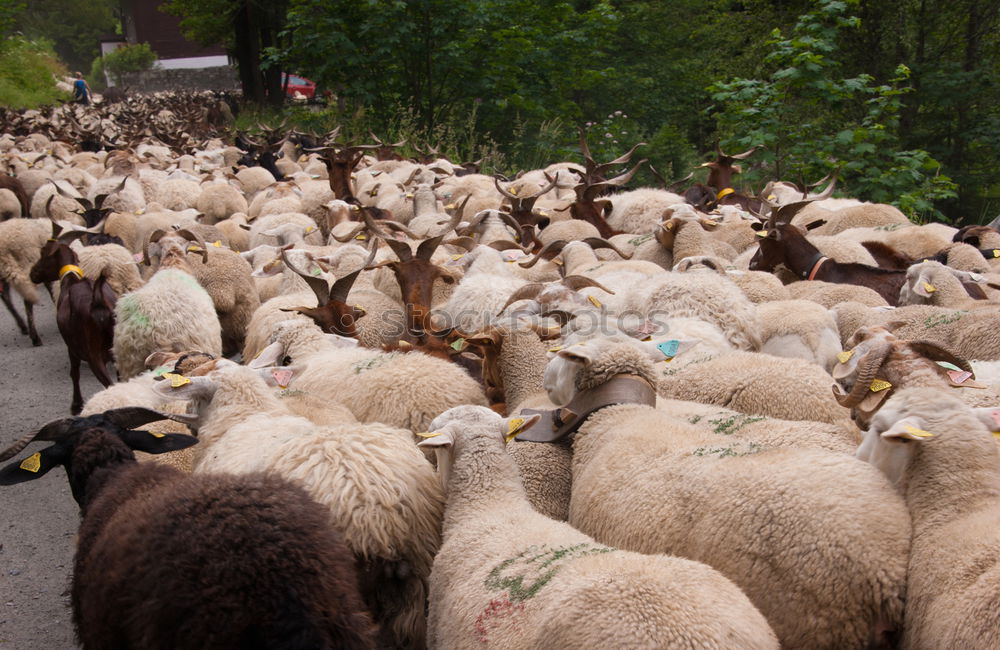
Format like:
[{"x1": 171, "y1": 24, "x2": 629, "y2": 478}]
[
  {"x1": 24, "y1": 298, "x2": 40, "y2": 346},
  {"x1": 0, "y1": 281, "x2": 28, "y2": 334},
  {"x1": 44, "y1": 281, "x2": 55, "y2": 302},
  {"x1": 69, "y1": 353, "x2": 83, "y2": 415}
]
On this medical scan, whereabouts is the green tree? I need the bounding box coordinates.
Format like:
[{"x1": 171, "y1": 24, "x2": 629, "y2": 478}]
[
  {"x1": 16, "y1": 0, "x2": 117, "y2": 72},
  {"x1": 164, "y1": 0, "x2": 289, "y2": 107},
  {"x1": 102, "y1": 42, "x2": 157, "y2": 85},
  {"x1": 709, "y1": 0, "x2": 956, "y2": 220}
]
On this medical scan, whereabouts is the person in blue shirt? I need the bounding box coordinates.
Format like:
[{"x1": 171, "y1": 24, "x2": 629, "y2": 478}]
[{"x1": 73, "y1": 71, "x2": 91, "y2": 105}]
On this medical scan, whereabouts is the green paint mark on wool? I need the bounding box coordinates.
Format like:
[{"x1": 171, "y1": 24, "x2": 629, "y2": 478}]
[
  {"x1": 922, "y1": 311, "x2": 965, "y2": 329},
  {"x1": 351, "y1": 352, "x2": 400, "y2": 374},
  {"x1": 484, "y1": 543, "x2": 614, "y2": 602},
  {"x1": 873, "y1": 223, "x2": 906, "y2": 232},
  {"x1": 709, "y1": 414, "x2": 766, "y2": 435},
  {"x1": 628, "y1": 233, "x2": 653, "y2": 247},
  {"x1": 692, "y1": 441, "x2": 769, "y2": 458},
  {"x1": 117, "y1": 294, "x2": 149, "y2": 328}
]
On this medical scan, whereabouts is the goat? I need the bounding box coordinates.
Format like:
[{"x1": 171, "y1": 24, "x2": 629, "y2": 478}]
[
  {"x1": 29, "y1": 238, "x2": 117, "y2": 414},
  {"x1": 0, "y1": 408, "x2": 378, "y2": 649},
  {"x1": 564, "y1": 128, "x2": 646, "y2": 238}
]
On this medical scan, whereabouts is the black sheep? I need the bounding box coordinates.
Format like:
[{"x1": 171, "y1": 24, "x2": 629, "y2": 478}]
[{"x1": 0, "y1": 408, "x2": 377, "y2": 649}]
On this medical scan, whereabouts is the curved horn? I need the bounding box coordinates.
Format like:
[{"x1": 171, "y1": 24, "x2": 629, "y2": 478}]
[
  {"x1": 581, "y1": 237, "x2": 633, "y2": 259},
  {"x1": 103, "y1": 407, "x2": 176, "y2": 430},
  {"x1": 329, "y1": 269, "x2": 362, "y2": 304},
  {"x1": 143, "y1": 229, "x2": 167, "y2": 266},
  {"x1": 834, "y1": 341, "x2": 892, "y2": 407},
  {"x1": 561, "y1": 275, "x2": 615, "y2": 294},
  {"x1": 50, "y1": 180, "x2": 92, "y2": 210},
  {"x1": 177, "y1": 229, "x2": 208, "y2": 264},
  {"x1": 93, "y1": 176, "x2": 128, "y2": 210},
  {"x1": 0, "y1": 417, "x2": 75, "y2": 461},
  {"x1": 497, "y1": 283, "x2": 546, "y2": 314},
  {"x1": 518, "y1": 239, "x2": 567, "y2": 268},
  {"x1": 281, "y1": 249, "x2": 331, "y2": 307},
  {"x1": 444, "y1": 236, "x2": 478, "y2": 252},
  {"x1": 494, "y1": 175, "x2": 519, "y2": 200},
  {"x1": 330, "y1": 223, "x2": 367, "y2": 242},
  {"x1": 383, "y1": 237, "x2": 413, "y2": 263},
  {"x1": 907, "y1": 341, "x2": 974, "y2": 374}
]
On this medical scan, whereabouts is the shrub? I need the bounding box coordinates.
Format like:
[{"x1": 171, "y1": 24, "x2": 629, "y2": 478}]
[
  {"x1": 102, "y1": 42, "x2": 157, "y2": 85},
  {"x1": 0, "y1": 35, "x2": 69, "y2": 108}
]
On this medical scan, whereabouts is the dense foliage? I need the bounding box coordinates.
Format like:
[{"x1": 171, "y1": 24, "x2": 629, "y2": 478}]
[
  {"x1": 102, "y1": 43, "x2": 158, "y2": 85},
  {"x1": 0, "y1": 35, "x2": 68, "y2": 108}
]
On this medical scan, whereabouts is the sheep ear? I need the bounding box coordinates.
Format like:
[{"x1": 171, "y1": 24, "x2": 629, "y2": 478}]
[
  {"x1": 913, "y1": 271, "x2": 936, "y2": 297},
  {"x1": 557, "y1": 346, "x2": 593, "y2": 365},
  {"x1": 502, "y1": 414, "x2": 541, "y2": 443},
  {"x1": 324, "y1": 332, "x2": 359, "y2": 348},
  {"x1": 832, "y1": 346, "x2": 862, "y2": 380},
  {"x1": 152, "y1": 375, "x2": 217, "y2": 401},
  {"x1": 880, "y1": 416, "x2": 935, "y2": 441},
  {"x1": 972, "y1": 407, "x2": 1000, "y2": 433},
  {"x1": 0, "y1": 446, "x2": 67, "y2": 485},
  {"x1": 257, "y1": 366, "x2": 297, "y2": 389},
  {"x1": 118, "y1": 430, "x2": 199, "y2": 454},
  {"x1": 247, "y1": 341, "x2": 285, "y2": 369},
  {"x1": 415, "y1": 429, "x2": 455, "y2": 449}
]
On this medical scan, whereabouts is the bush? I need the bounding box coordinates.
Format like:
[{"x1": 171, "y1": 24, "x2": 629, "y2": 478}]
[
  {"x1": 102, "y1": 42, "x2": 157, "y2": 85},
  {"x1": 88, "y1": 55, "x2": 106, "y2": 92},
  {"x1": 0, "y1": 35, "x2": 69, "y2": 108}
]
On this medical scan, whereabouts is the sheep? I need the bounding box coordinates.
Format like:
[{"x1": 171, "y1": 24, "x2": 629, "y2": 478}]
[
  {"x1": 416, "y1": 405, "x2": 779, "y2": 649},
  {"x1": 0, "y1": 217, "x2": 52, "y2": 345},
  {"x1": 542, "y1": 336, "x2": 909, "y2": 648},
  {"x1": 113, "y1": 242, "x2": 223, "y2": 379},
  {"x1": 0, "y1": 187, "x2": 23, "y2": 219},
  {"x1": 152, "y1": 177, "x2": 200, "y2": 211},
  {"x1": 234, "y1": 165, "x2": 276, "y2": 196},
  {"x1": 656, "y1": 350, "x2": 853, "y2": 426},
  {"x1": 898, "y1": 259, "x2": 999, "y2": 308},
  {"x1": 756, "y1": 299, "x2": 842, "y2": 372},
  {"x1": 88, "y1": 175, "x2": 145, "y2": 215},
  {"x1": 786, "y1": 279, "x2": 890, "y2": 308},
  {"x1": 30, "y1": 179, "x2": 86, "y2": 224},
  {"x1": 605, "y1": 186, "x2": 685, "y2": 234},
  {"x1": 831, "y1": 301, "x2": 1000, "y2": 359},
  {"x1": 74, "y1": 242, "x2": 144, "y2": 297},
  {"x1": 857, "y1": 387, "x2": 1000, "y2": 649},
  {"x1": 726, "y1": 269, "x2": 793, "y2": 303},
  {"x1": 155, "y1": 363, "x2": 442, "y2": 649},
  {"x1": 248, "y1": 211, "x2": 324, "y2": 248},
  {"x1": 250, "y1": 318, "x2": 489, "y2": 431},
  {"x1": 248, "y1": 181, "x2": 304, "y2": 219},
  {"x1": 194, "y1": 181, "x2": 248, "y2": 223},
  {"x1": 0, "y1": 409, "x2": 378, "y2": 649},
  {"x1": 793, "y1": 202, "x2": 911, "y2": 234}
]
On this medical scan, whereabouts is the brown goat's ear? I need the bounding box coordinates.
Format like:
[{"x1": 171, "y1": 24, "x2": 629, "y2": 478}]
[{"x1": 804, "y1": 220, "x2": 827, "y2": 230}]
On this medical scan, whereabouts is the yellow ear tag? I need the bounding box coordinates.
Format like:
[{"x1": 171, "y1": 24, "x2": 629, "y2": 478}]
[
  {"x1": 415, "y1": 431, "x2": 442, "y2": 438},
  {"x1": 837, "y1": 350, "x2": 854, "y2": 364},
  {"x1": 510, "y1": 187, "x2": 518, "y2": 196},
  {"x1": 993, "y1": 432, "x2": 1000, "y2": 440},
  {"x1": 756, "y1": 230, "x2": 768, "y2": 238},
  {"x1": 870, "y1": 379, "x2": 892, "y2": 392},
  {"x1": 588, "y1": 296, "x2": 602, "y2": 308},
  {"x1": 994, "y1": 250, "x2": 1000, "y2": 258},
  {"x1": 552, "y1": 258, "x2": 563, "y2": 266},
  {"x1": 212, "y1": 240, "x2": 222, "y2": 248},
  {"x1": 705, "y1": 220, "x2": 719, "y2": 226},
  {"x1": 922, "y1": 282, "x2": 936, "y2": 293},
  {"x1": 505, "y1": 418, "x2": 526, "y2": 443},
  {"x1": 445, "y1": 203, "x2": 455, "y2": 209},
  {"x1": 304, "y1": 226, "x2": 314, "y2": 234},
  {"x1": 187, "y1": 245, "x2": 203, "y2": 252},
  {"x1": 19, "y1": 452, "x2": 41, "y2": 473},
  {"x1": 766, "y1": 194, "x2": 776, "y2": 201},
  {"x1": 355, "y1": 233, "x2": 367, "y2": 240},
  {"x1": 548, "y1": 346, "x2": 562, "y2": 352},
  {"x1": 451, "y1": 254, "x2": 464, "y2": 261},
  {"x1": 163, "y1": 372, "x2": 191, "y2": 388},
  {"x1": 903, "y1": 424, "x2": 934, "y2": 438},
  {"x1": 148, "y1": 431, "x2": 166, "y2": 439}
]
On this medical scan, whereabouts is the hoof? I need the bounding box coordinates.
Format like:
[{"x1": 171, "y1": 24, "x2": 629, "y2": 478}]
[{"x1": 31, "y1": 339, "x2": 42, "y2": 347}]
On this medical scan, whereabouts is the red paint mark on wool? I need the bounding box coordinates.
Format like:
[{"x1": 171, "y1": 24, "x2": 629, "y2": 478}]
[{"x1": 474, "y1": 594, "x2": 525, "y2": 643}]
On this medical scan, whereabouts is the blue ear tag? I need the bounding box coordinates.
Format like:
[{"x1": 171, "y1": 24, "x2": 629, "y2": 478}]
[{"x1": 657, "y1": 339, "x2": 680, "y2": 360}]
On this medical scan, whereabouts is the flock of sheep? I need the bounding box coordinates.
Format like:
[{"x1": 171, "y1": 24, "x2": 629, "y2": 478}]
[{"x1": 1, "y1": 93, "x2": 1000, "y2": 649}]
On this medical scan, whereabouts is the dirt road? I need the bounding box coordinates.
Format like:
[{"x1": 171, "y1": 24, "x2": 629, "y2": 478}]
[{"x1": 1, "y1": 294, "x2": 103, "y2": 649}]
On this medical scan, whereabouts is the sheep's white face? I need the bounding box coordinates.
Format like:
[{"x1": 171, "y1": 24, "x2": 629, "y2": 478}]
[
  {"x1": 544, "y1": 349, "x2": 588, "y2": 407},
  {"x1": 857, "y1": 407, "x2": 936, "y2": 486}
]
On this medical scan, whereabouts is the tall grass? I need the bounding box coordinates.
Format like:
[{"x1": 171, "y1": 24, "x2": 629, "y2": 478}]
[{"x1": 0, "y1": 36, "x2": 70, "y2": 108}]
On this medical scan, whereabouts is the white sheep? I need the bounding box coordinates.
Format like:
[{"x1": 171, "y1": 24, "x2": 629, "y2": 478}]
[
  {"x1": 416, "y1": 405, "x2": 779, "y2": 649},
  {"x1": 544, "y1": 336, "x2": 909, "y2": 648},
  {"x1": 857, "y1": 387, "x2": 1000, "y2": 649},
  {"x1": 756, "y1": 299, "x2": 842, "y2": 372},
  {"x1": 0, "y1": 217, "x2": 52, "y2": 345}
]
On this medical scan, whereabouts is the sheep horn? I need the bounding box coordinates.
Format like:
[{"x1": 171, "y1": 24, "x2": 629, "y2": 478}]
[
  {"x1": 330, "y1": 223, "x2": 367, "y2": 243},
  {"x1": 581, "y1": 237, "x2": 632, "y2": 259},
  {"x1": 281, "y1": 249, "x2": 331, "y2": 307},
  {"x1": 493, "y1": 175, "x2": 519, "y2": 200},
  {"x1": 0, "y1": 417, "x2": 75, "y2": 461},
  {"x1": 448, "y1": 194, "x2": 472, "y2": 220},
  {"x1": 174, "y1": 229, "x2": 208, "y2": 264},
  {"x1": 329, "y1": 269, "x2": 362, "y2": 304},
  {"x1": 488, "y1": 240, "x2": 527, "y2": 252},
  {"x1": 45, "y1": 195, "x2": 57, "y2": 222},
  {"x1": 444, "y1": 236, "x2": 478, "y2": 252},
  {"x1": 907, "y1": 341, "x2": 974, "y2": 374},
  {"x1": 833, "y1": 340, "x2": 891, "y2": 407},
  {"x1": 497, "y1": 284, "x2": 546, "y2": 314},
  {"x1": 143, "y1": 229, "x2": 167, "y2": 266},
  {"x1": 561, "y1": 275, "x2": 615, "y2": 294},
  {"x1": 103, "y1": 407, "x2": 178, "y2": 430},
  {"x1": 518, "y1": 239, "x2": 567, "y2": 268}
]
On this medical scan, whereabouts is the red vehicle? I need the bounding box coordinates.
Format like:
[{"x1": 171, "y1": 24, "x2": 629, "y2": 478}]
[{"x1": 282, "y1": 73, "x2": 317, "y2": 99}]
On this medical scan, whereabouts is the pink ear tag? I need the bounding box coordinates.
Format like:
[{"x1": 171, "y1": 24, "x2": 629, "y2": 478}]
[
  {"x1": 947, "y1": 369, "x2": 972, "y2": 385},
  {"x1": 272, "y1": 369, "x2": 293, "y2": 389},
  {"x1": 133, "y1": 252, "x2": 144, "y2": 263},
  {"x1": 501, "y1": 250, "x2": 525, "y2": 262}
]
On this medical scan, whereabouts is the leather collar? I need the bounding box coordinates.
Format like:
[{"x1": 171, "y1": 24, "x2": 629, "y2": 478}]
[
  {"x1": 515, "y1": 374, "x2": 656, "y2": 443},
  {"x1": 803, "y1": 252, "x2": 828, "y2": 280}
]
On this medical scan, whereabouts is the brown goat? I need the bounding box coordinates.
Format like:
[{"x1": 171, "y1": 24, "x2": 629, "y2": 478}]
[{"x1": 29, "y1": 241, "x2": 117, "y2": 414}]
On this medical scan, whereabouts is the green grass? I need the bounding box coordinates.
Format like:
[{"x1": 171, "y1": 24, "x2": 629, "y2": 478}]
[{"x1": 0, "y1": 36, "x2": 70, "y2": 108}]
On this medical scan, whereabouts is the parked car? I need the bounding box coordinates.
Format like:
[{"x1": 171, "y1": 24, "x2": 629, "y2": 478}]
[{"x1": 282, "y1": 73, "x2": 316, "y2": 99}]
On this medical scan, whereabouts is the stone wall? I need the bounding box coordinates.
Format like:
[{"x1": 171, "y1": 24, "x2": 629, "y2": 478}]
[{"x1": 117, "y1": 66, "x2": 240, "y2": 93}]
